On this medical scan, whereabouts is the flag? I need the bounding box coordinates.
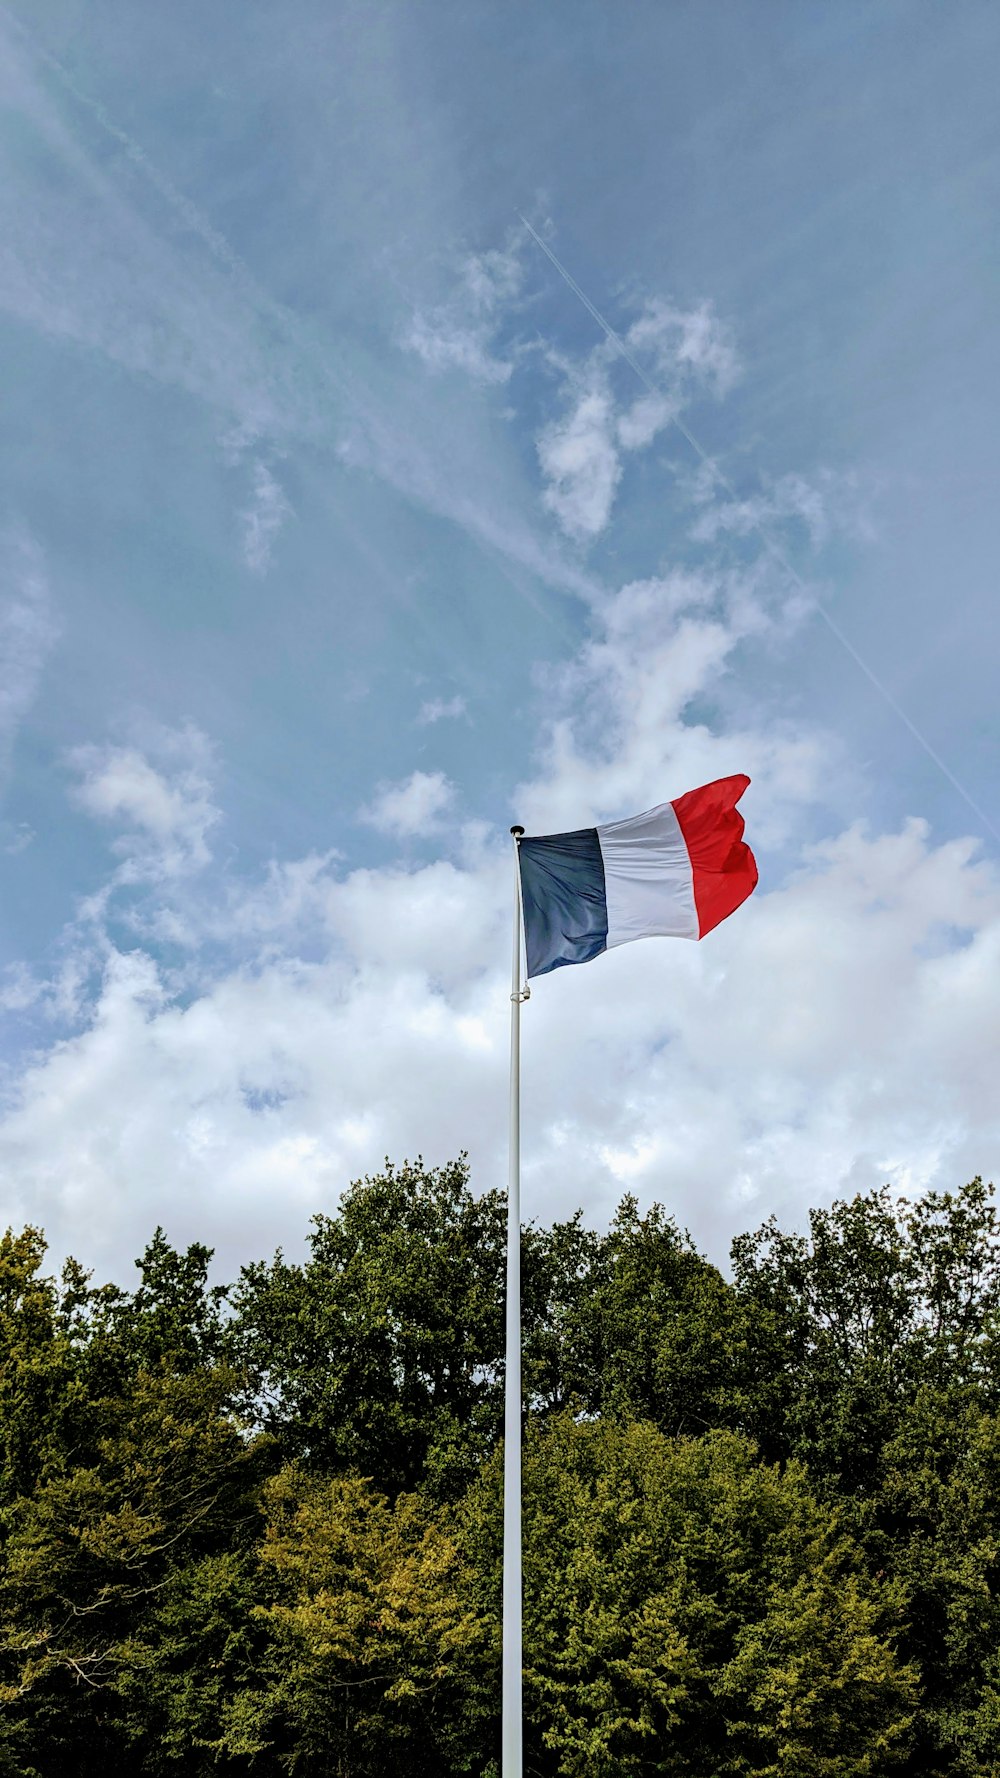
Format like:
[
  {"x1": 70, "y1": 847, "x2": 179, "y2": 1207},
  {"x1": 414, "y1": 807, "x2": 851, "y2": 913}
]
[{"x1": 517, "y1": 774, "x2": 757, "y2": 979}]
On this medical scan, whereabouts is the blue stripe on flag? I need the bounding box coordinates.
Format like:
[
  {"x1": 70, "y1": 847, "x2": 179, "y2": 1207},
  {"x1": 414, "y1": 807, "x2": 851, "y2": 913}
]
[{"x1": 518, "y1": 827, "x2": 608, "y2": 978}]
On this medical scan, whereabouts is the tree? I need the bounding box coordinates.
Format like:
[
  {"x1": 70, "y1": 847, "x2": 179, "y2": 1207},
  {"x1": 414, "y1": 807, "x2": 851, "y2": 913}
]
[
  {"x1": 230, "y1": 1155, "x2": 598, "y2": 1498},
  {"x1": 464, "y1": 1417, "x2": 916, "y2": 1778},
  {"x1": 563, "y1": 1195, "x2": 743, "y2": 1436},
  {"x1": 230, "y1": 1156, "x2": 507, "y2": 1496},
  {"x1": 732, "y1": 1179, "x2": 1000, "y2": 1776},
  {"x1": 0, "y1": 1228, "x2": 78, "y2": 1510},
  {"x1": 2, "y1": 1169, "x2": 999, "y2": 1774},
  {"x1": 216, "y1": 1466, "x2": 494, "y2": 1776},
  {"x1": 0, "y1": 1360, "x2": 265, "y2": 1775},
  {"x1": 731, "y1": 1185, "x2": 916, "y2": 1488},
  {"x1": 0, "y1": 1225, "x2": 265, "y2": 1776}
]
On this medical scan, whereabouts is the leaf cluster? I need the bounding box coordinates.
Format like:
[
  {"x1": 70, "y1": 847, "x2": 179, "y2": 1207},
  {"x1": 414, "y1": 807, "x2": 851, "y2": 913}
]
[{"x1": 0, "y1": 1160, "x2": 996, "y2": 1774}]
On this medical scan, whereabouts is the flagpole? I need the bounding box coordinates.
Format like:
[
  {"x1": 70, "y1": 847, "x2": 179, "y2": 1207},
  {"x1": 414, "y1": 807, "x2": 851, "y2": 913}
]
[{"x1": 503, "y1": 823, "x2": 526, "y2": 1778}]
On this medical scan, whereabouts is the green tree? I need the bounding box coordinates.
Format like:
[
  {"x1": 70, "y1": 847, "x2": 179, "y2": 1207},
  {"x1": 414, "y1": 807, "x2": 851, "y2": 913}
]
[
  {"x1": 231, "y1": 1157, "x2": 507, "y2": 1496},
  {"x1": 464, "y1": 1417, "x2": 916, "y2": 1778},
  {"x1": 565, "y1": 1195, "x2": 743, "y2": 1436},
  {"x1": 216, "y1": 1466, "x2": 494, "y2": 1776},
  {"x1": 0, "y1": 1229, "x2": 80, "y2": 1510},
  {"x1": 731, "y1": 1180, "x2": 1000, "y2": 1487},
  {"x1": 874, "y1": 1391, "x2": 1000, "y2": 1777},
  {"x1": 231, "y1": 1155, "x2": 596, "y2": 1498},
  {"x1": 0, "y1": 1363, "x2": 265, "y2": 1775},
  {"x1": 0, "y1": 1225, "x2": 265, "y2": 1776},
  {"x1": 731, "y1": 1185, "x2": 915, "y2": 1488},
  {"x1": 732, "y1": 1179, "x2": 1000, "y2": 1776},
  {"x1": 4, "y1": 1170, "x2": 1000, "y2": 1775}
]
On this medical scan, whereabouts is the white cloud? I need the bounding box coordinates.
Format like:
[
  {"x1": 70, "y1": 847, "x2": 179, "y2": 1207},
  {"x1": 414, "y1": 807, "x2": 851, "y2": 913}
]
[
  {"x1": 406, "y1": 314, "x2": 511, "y2": 386},
  {"x1": 626, "y1": 298, "x2": 740, "y2": 395},
  {"x1": 360, "y1": 770, "x2": 456, "y2": 838},
  {"x1": 513, "y1": 568, "x2": 819, "y2": 838},
  {"x1": 417, "y1": 694, "x2": 468, "y2": 726},
  {"x1": 217, "y1": 851, "x2": 340, "y2": 944},
  {"x1": 2, "y1": 545, "x2": 997, "y2": 1284},
  {"x1": 616, "y1": 391, "x2": 678, "y2": 452},
  {"x1": 3, "y1": 822, "x2": 35, "y2": 857},
  {"x1": 240, "y1": 460, "x2": 293, "y2": 574},
  {"x1": 2, "y1": 800, "x2": 998, "y2": 1281},
  {"x1": 403, "y1": 241, "x2": 523, "y2": 385},
  {"x1": 536, "y1": 298, "x2": 741, "y2": 541},
  {"x1": 0, "y1": 963, "x2": 42, "y2": 1014},
  {"x1": 0, "y1": 936, "x2": 506, "y2": 1268},
  {"x1": 0, "y1": 152, "x2": 992, "y2": 1284},
  {"x1": 68, "y1": 725, "x2": 219, "y2": 882},
  {"x1": 690, "y1": 468, "x2": 874, "y2": 550},
  {"x1": 0, "y1": 531, "x2": 57, "y2": 778},
  {"x1": 537, "y1": 367, "x2": 623, "y2": 540},
  {"x1": 398, "y1": 240, "x2": 742, "y2": 557}
]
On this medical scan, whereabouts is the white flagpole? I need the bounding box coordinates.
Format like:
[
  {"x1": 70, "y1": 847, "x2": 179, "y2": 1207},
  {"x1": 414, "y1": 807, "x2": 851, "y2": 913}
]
[{"x1": 502, "y1": 823, "x2": 526, "y2": 1777}]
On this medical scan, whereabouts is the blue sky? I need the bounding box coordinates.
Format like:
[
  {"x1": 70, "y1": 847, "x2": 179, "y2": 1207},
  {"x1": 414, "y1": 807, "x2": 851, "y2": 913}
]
[{"x1": 1, "y1": 0, "x2": 999, "y2": 1276}]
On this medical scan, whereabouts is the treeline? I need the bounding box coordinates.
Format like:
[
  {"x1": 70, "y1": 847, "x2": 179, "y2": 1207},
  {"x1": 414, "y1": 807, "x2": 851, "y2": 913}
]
[{"x1": 2, "y1": 1160, "x2": 1000, "y2": 1775}]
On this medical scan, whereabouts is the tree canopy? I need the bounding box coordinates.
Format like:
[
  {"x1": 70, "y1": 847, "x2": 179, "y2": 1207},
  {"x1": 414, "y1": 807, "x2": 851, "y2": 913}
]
[{"x1": 0, "y1": 1159, "x2": 998, "y2": 1774}]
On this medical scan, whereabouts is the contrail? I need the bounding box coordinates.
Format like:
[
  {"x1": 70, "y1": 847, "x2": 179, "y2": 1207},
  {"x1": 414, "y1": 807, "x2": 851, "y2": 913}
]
[
  {"x1": 1, "y1": 5, "x2": 289, "y2": 333},
  {"x1": 0, "y1": 9, "x2": 596, "y2": 615},
  {"x1": 518, "y1": 212, "x2": 1000, "y2": 848}
]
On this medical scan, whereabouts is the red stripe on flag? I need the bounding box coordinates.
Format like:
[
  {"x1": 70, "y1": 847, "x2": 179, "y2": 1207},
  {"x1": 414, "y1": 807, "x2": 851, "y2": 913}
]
[{"x1": 670, "y1": 774, "x2": 758, "y2": 938}]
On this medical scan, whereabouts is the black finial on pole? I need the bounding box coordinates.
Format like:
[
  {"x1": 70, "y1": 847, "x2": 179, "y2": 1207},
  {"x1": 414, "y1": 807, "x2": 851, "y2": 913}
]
[{"x1": 510, "y1": 824, "x2": 525, "y2": 838}]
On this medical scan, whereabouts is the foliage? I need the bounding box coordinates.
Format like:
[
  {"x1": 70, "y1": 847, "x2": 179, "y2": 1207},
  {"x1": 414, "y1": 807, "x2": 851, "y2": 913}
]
[
  {"x1": 0, "y1": 1165, "x2": 997, "y2": 1773},
  {"x1": 230, "y1": 1156, "x2": 507, "y2": 1497},
  {"x1": 230, "y1": 1155, "x2": 598, "y2": 1499},
  {"x1": 217, "y1": 1467, "x2": 495, "y2": 1775},
  {"x1": 0, "y1": 1227, "x2": 264, "y2": 1775},
  {"x1": 563, "y1": 1195, "x2": 744, "y2": 1435},
  {"x1": 733, "y1": 1179, "x2": 1000, "y2": 1775},
  {"x1": 465, "y1": 1416, "x2": 915, "y2": 1777}
]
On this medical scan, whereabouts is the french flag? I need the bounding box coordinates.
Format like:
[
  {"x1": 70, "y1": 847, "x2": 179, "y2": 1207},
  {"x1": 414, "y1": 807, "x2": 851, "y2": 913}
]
[{"x1": 517, "y1": 774, "x2": 757, "y2": 979}]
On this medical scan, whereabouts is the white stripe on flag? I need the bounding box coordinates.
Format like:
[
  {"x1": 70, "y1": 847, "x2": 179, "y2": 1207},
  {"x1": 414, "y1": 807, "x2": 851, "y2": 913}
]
[{"x1": 597, "y1": 801, "x2": 699, "y2": 948}]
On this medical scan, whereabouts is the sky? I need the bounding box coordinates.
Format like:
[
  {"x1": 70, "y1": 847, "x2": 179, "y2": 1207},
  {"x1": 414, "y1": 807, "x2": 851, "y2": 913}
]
[{"x1": 1, "y1": 0, "x2": 999, "y2": 1281}]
